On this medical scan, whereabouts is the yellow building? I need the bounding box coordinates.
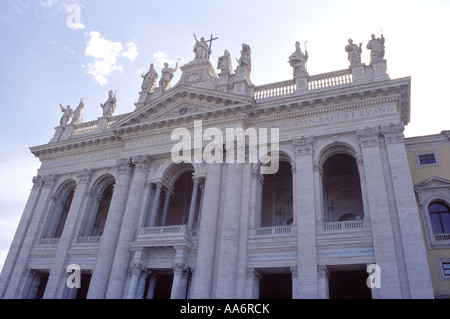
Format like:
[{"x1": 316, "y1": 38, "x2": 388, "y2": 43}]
[{"x1": 406, "y1": 130, "x2": 450, "y2": 299}]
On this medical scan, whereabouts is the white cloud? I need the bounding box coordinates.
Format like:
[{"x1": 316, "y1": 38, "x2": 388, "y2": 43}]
[
  {"x1": 84, "y1": 31, "x2": 139, "y2": 85},
  {"x1": 122, "y1": 42, "x2": 139, "y2": 61},
  {"x1": 152, "y1": 51, "x2": 184, "y2": 68}
]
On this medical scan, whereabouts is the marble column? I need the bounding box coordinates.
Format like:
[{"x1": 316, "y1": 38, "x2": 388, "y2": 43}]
[
  {"x1": 148, "y1": 182, "x2": 163, "y2": 227},
  {"x1": 317, "y1": 265, "x2": 330, "y2": 299},
  {"x1": 106, "y1": 155, "x2": 151, "y2": 299},
  {"x1": 187, "y1": 177, "x2": 200, "y2": 229},
  {"x1": 292, "y1": 137, "x2": 318, "y2": 298},
  {"x1": 190, "y1": 163, "x2": 223, "y2": 298},
  {"x1": 244, "y1": 268, "x2": 261, "y2": 299},
  {"x1": 44, "y1": 169, "x2": 93, "y2": 298},
  {"x1": 215, "y1": 163, "x2": 243, "y2": 299},
  {"x1": 126, "y1": 264, "x2": 144, "y2": 299},
  {"x1": 290, "y1": 266, "x2": 298, "y2": 299},
  {"x1": 87, "y1": 158, "x2": 133, "y2": 299},
  {"x1": 136, "y1": 269, "x2": 149, "y2": 299},
  {"x1": 160, "y1": 187, "x2": 173, "y2": 227},
  {"x1": 145, "y1": 273, "x2": 158, "y2": 299},
  {"x1": 356, "y1": 127, "x2": 402, "y2": 298},
  {"x1": 170, "y1": 263, "x2": 187, "y2": 299},
  {"x1": 196, "y1": 183, "x2": 205, "y2": 228},
  {"x1": 381, "y1": 123, "x2": 434, "y2": 298},
  {"x1": 4, "y1": 175, "x2": 57, "y2": 299}
]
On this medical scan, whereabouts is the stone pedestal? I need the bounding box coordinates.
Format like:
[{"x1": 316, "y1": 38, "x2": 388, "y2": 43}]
[
  {"x1": 350, "y1": 63, "x2": 367, "y2": 84},
  {"x1": 178, "y1": 59, "x2": 218, "y2": 90},
  {"x1": 371, "y1": 60, "x2": 389, "y2": 82},
  {"x1": 232, "y1": 67, "x2": 253, "y2": 96},
  {"x1": 294, "y1": 75, "x2": 308, "y2": 94}
]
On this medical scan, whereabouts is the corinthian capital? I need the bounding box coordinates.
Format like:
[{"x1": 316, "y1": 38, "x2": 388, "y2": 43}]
[
  {"x1": 116, "y1": 157, "x2": 133, "y2": 176},
  {"x1": 132, "y1": 155, "x2": 152, "y2": 173},
  {"x1": 292, "y1": 136, "x2": 314, "y2": 156},
  {"x1": 381, "y1": 122, "x2": 404, "y2": 144},
  {"x1": 77, "y1": 168, "x2": 93, "y2": 184},
  {"x1": 356, "y1": 126, "x2": 381, "y2": 147}
]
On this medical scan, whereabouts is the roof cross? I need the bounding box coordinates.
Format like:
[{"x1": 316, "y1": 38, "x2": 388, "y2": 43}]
[{"x1": 205, "y1": 34, "x2": 218, "y2": 56}]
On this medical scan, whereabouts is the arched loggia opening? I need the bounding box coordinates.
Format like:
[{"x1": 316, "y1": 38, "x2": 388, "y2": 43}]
[
  {"x1": 42, "y1": 179, "x2": 76, "y2": 239},
  {"x1": 260, "y1": 158, "x2": 294, "y2": 227},
  {"x1": 321, "y1": 152, "x2": 364, "y2": 223},
  {"x1": 149, "y1": 163, "x2": 203, "y2": 229},
  {"x1": 80, "y1": 174, "x2": 115, "y2": 237}
]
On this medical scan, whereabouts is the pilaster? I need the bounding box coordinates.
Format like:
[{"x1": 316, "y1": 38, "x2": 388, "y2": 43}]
[
  {"x1": 87, "y1": 158, "x2": 133, "y2": 299},
  {"x1": 191, "y1": 163, "x2": 223, "y2": 299},
  {"x1": 0, "y1": 176, "x2": 44, "y2": 298},
  {"x1": 44, "y1": 169, "x2": 93, "y2": 298},
  {"x1": 292, "y1": 136, "x2": 318, "y2": 298},
  {"x1": 106, "y1": 155, "x2": 152, "y2": 298},
  {"x1": 215, "y1": 163, "x2": 243, "y2": 299},
  {"x1": 356, "y1": 126, "x2": 402, "y2": 298},
  {"x1": 4, "y1": 174, "x2": 57, "y2": 298},
  {"x1": 380, "y1": 123, "x2": 434, "y2": 298}
]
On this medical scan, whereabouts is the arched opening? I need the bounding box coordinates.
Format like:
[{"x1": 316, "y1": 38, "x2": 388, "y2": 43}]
[
  {"x1": 43, "y1": 180, "x2": 76, "y2": 239},
  {"x1": 322, "y1": 153, "x2": 364, "y2": 222},
  {"x1": 428, "y1": 201, "x2": 450, "y2": 235},
  {"x1": 81, "y1": 175, "x2": 115, "y2": 237},
  {"x1": 161, "y1": 171, "x2": 194, "y2": 226},
  {"x1": 260, "y1": 160, "x2": 293, "y2": 227}
]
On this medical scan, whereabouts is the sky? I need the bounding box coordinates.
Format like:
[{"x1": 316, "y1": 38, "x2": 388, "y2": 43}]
[{"x1": 0, "y1": 0, "x2": 449, "y2": 272}]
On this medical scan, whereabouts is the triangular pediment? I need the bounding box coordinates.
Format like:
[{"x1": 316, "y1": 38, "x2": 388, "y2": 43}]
[
  {"x1": 415, "y1": 176, "x2": 450, "y2": 191},
  {"x1": 111, "y1": 85, "x2": 255, "y2": 131}
]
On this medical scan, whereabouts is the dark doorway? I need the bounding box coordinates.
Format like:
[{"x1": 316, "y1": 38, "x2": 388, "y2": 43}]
[
  {"x1": 153, "y1": 273, "x2": 173, "y2": 299},
  {"x1": 329, "y1": 269, "x2": 371, "y2": 299},
  {"x1": 259, "y1": 272, "x2": 292, "y2": 299},
  {"x1": 75, "y1": 273, "x2": 91, "y2": 299}
]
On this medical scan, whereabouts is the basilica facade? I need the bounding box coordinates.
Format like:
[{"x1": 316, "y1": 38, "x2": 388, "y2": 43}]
[{"x1": 0, "y1": 36, "x2": 437, "y2": 299}]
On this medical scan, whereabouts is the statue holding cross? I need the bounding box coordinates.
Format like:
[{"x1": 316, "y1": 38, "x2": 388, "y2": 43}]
[{"x1": 193, "y1": 34, "x2": 218, "y2": 60}]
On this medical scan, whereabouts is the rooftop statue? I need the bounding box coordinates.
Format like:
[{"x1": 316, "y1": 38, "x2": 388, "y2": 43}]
[
  {"x1": 141, "y1": 63, "x2": 158, "y2": 93},
  {"x1": 366, "y1": 33, "x2": 385, "y2": 63},
  {"x1": 159, "y1": 62, "x2": 178, "y2": 90},
  {"x1": 217, "y1": 49, "x2": 233, "y2": 74},
  {"x1": 236, "y1": 43, "x2": 252, "y2": 74},
  {"x1": 59, "y1": 103, "x2": 73, "y2": 126},
  {"x1": 100, "y1": 90, "x2": 117, "y2": 117},
  {"x1": 345, "y1": 39, "x2": 362, "y2": 66},
  {"x1": 193, "y1": 34, "x2": 210, "y2": 60},
  {"x1": 288, "y1": 41, "x2": 308, "y2": 76},
  {"x1": 71, "y1": 99, "x2": 85, "y2": 125}
]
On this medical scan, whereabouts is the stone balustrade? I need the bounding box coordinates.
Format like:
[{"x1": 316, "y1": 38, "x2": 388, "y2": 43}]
[
  {"x1": 255, "y1": 225, "x2": 293, "y2": 236},
  {"x1": 323, "y1": 219, "x2": 364, "y2": 232},
  {"x1": 435, "y1": 233, "x2": 450, "y2": 241}
]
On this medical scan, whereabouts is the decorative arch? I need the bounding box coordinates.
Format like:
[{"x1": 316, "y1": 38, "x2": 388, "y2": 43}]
[
  {"x1": 162, "y1": 162, "x2": 195, "y2": 186},
  {"x1": 318, "y1": 142, "x2": 359, "y2": 167}
]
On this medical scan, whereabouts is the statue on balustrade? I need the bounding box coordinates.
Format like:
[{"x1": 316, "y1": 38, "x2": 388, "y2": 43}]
[
  {"x1": 100, "y1": 90, "x2": 117, "y2": 117},
  {"x1": 59, "y1": 103, "x2": 74, "y2": 126},
  {"x1": 236, "y1": 43, "x2": 252, "y2": 75},
  {"x1": 159, "y1": 62, "x2": 178, "y2": 90},
  {"x1": 345, "y1": 39, "x2": 362, "y2": 66},
  {"x1": 366, "y1": 33, "x2": 385, "y2": 63},
  {"x1": 217, "y1": 49, "x2": 233, "y2": 74},
  {"x1": 289, "y1": 41, "x2": 308, "y2": 76},
  {"x1": 193, "y1": 34, "x2": 210, "y2": 60},
  {"x1": 141, "y1": 63, "x2": 158, "y2": 93},
  {"x1": 71, "y1": 99, "x2": 85, "y2": 125}
]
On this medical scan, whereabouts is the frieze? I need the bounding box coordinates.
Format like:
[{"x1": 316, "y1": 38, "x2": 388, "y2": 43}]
[{"x1": 41, "y1": 150, "x2": 121, "y2": 169}]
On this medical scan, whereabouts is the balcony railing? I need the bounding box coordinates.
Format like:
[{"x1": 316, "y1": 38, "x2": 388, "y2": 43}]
[
  {"x1": 37, "y1": 238, "x2": 60, "y2": 245},
  {"x1": 255, "y1": 225, "x2": 293, "y2": 236},
  {"x1": 138, "y1": 225, "x2": 198, "y2": 237},
  {"x1": 76, "y1": 236, "x2": 101, "y2": 244},
  {"x1": 323, "y1": 220, "x2": 364, "y2": 232}
]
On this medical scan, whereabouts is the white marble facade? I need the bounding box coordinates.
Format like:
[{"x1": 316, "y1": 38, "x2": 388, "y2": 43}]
[{"x1": 0, "y1": 38, "x2": 434, "y2": 299}]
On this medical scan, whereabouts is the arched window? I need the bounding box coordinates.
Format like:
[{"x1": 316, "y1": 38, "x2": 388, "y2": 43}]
[
  {"x1": 429, "y1": 202, "x2": 450, "y2": 235},
  {"x1": 43, "y1": 180, "x2": 76, "y2": 238}
]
